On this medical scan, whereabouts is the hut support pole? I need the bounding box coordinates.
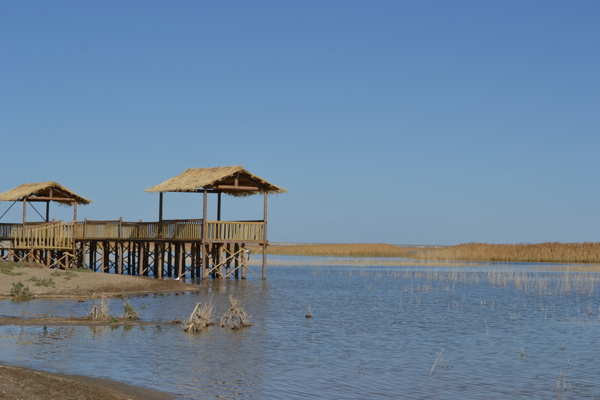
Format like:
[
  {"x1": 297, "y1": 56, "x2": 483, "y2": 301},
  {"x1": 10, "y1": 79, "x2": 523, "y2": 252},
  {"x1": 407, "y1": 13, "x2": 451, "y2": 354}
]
[
  {"x1": 73, "y1": 203, "x2": 78, "y2": 222},
  {"x1": 159, "y1": 193, "x2": 163, "y2": 223},
  {"x1": 22, "y1": 198, "x2": 27, "y2": 227},
  {"x1": 262, "y1": 192, "x2": 268, "y2": 280},
  {"x1": 202, "y1": 189, "x2": 208, "y2": 279},
  {"x1": 217, "y1": 192, "x2": 221, "y2": 221},
  {"x1": 45, "y1": 201, "x2": 50, "y2": 222}
]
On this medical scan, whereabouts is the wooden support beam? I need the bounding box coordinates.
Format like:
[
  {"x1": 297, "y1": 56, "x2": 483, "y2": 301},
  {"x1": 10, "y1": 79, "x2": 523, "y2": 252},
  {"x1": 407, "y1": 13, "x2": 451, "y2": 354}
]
[
  {"x1": 102, "y1": 242, "x2": 108, "y2": 273},
  {"x1": 22, "y1": 198, "x2": 27, "y2": 226},
  {"x1": 217, "y1": 192, "x2": 221, "y2": 221},
  {"x1": 175, "y1": 243, "x2": 181, "y2": 278},
  {"x1": 117, "y1": 242, "x2": 123, "y2": 274},
  {"x1": 22, "y1": 197, "x2": 76, "y2": 202},
  {"x1": 262, "y1": 192, "x2": 268, "y2": 280},
  {"x1": 209, "y1": 185, "x2": 260, "y2": 191},
  {"x1": 234, "y1": 243, "x2": 239, "y2": 279}
]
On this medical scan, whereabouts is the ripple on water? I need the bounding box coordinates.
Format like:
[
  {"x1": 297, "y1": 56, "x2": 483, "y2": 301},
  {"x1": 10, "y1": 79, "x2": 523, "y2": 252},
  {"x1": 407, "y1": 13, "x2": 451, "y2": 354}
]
[{"x1": 0, "y1": 263, "x2": 599, "y2": 399}]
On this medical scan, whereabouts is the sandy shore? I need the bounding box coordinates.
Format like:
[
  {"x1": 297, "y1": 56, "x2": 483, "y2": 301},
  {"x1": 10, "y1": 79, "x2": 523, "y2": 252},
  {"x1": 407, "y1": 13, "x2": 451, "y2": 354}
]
[
  {"x1": 0, "y1": 261, "x2": 200, "y2": 399},
  {"x1": 0, "y1": 261, "x2": 200, "y2": 299},
  {"x1": 0, "y1": 363, "x2": 175, "y2": 400}
]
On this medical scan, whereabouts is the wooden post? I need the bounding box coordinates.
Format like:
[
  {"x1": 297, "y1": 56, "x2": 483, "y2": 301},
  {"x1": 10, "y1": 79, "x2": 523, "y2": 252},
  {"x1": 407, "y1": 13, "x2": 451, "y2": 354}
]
[
  {"x1": 45, "y1": 201, "x2": 50, "y2": 222},
  {"x1": 143, "y1": 242, "x2": 149, "y2": 276},
  {"x1": 217, "y1": 192, "x2": 221, "y2": 221},
  {"x1": 156, "y1": 242, "x2": 163, "y2": 277},
  {"x1": 22, "y1": 197, "x2": 27, "y2": 227},
  {"x1": 234, "y1": 243, "x2": 239, "y2": 279},
  {"x1": 226, "y1": 243, "x2": 231, "y2": 276},
  {"x1": 102, "y1": 242, "x2": 108, "y2": 273},
  {"x1": 159, "y1": 193, "x2": 163, "y2": 222},
  {"x1": 117, "y1": 242, "x2": 123, "y2": 274},
  {"x1": 202, "y1": 189, "x2": 208, "y2": 279},
  {"x1": 262, "y1": 192, "x2": 268, "y2": 280},
  {"x1": 241, "y1": 244, "x2": 247, "y2": 279},
  {"x1": 175, "y1": 242, "x2": 181, "y2": 278},
  {"x1": 73, "y1": 203, "x2": 78, "y2": 221},
  {"x1": 158, "y1": 192, "x2": 163, "y2": 239}
]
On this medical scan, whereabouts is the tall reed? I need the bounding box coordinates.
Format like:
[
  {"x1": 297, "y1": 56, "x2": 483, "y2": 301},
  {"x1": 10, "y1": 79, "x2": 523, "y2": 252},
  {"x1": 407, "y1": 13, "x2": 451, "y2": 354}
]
[{"x1": 413, "y1": 242, "x2": 600, "y2": 264}]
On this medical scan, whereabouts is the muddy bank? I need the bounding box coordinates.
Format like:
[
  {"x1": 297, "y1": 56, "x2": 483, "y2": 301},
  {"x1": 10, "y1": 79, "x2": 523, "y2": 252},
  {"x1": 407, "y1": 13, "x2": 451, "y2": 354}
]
[
  {"x1": 0, "y1": 261, "x2": 199, "y2": 299},
  {"x1": 0, "y1": 363, "x2": 175, "y2": 400}
]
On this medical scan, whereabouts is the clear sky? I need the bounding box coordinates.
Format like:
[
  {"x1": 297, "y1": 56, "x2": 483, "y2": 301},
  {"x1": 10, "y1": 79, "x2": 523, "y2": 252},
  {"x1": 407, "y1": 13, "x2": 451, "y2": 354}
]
[{"x1": 1, "y1": 1, "x2": 598, "y2": 245}]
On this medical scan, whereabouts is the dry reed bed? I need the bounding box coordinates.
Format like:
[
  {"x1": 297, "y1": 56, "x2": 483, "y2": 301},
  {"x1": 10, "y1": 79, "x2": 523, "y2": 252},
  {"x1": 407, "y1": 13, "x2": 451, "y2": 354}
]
[
  {"x1": 254, "y1": 242, "x2": 600, "y2": 266},
  {"x1": 252, "y1": 243, "x2": 414, "y2": 257},
  {"x1": 411, "y1": 242, "x2": 600, "y2": 264}
]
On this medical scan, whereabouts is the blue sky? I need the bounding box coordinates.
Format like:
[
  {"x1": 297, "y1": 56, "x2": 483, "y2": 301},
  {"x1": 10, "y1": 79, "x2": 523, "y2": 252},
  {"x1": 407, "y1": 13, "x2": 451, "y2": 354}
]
[{"x1": 1, "y1": 1, "x2": 598, "y2": 245}]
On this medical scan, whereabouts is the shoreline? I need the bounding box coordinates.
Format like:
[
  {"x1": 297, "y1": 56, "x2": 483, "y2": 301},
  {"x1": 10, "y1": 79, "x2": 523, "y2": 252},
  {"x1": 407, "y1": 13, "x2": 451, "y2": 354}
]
[{"x1": 0, "y1": 363, "x2": 176, "y2": 400}]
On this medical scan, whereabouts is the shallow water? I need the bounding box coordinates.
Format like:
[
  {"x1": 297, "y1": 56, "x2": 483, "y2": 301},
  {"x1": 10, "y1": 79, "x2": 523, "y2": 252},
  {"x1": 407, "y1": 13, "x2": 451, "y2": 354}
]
[{"x1": 1, "y1": 257, "x2": 599, "y2": 399}]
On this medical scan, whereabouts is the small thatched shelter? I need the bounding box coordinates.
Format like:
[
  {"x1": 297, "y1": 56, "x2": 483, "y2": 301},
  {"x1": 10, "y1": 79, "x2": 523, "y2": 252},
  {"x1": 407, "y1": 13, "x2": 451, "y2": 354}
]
[
  {"x1": 145, "y1": 166, "x2": 286, "y2": 196},
  {"x1": 0, "y1": 181, "x2": 91, "y2": 223},
  {"x1": 145, "y1": 166, "x2": 286, "y2": 221}
]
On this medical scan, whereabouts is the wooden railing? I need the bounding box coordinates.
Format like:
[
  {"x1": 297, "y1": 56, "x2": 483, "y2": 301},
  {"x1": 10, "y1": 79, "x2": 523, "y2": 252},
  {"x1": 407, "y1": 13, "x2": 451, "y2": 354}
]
[
  {"x1": 12, "y1": 221, "x2": 75, "y2": 250},
  {"x1": 0, "y1": 222, "x2": 48, "y2": 239},
  {"x1": 2, "y1": 219, "x2": 265, "y2": 243},
  {"x1": 205, "y1": 221, "x2": 265, "y2": 241}
]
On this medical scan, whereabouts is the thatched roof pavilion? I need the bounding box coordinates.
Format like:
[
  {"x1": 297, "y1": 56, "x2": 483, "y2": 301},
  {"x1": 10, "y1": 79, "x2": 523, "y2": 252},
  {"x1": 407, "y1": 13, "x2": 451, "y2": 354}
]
[
  {"x1": 0, "y1": 181, "x2": 91, "y2": 223},
  {"x1": 145, "y1": 165, "x2": 285, "y2": 225},
  {"x1": 145, "y1": 166, "x2": 285, "y2": 279},
  {"x1": 145, "y1": 166, "x2": 287, "y2": 196}
]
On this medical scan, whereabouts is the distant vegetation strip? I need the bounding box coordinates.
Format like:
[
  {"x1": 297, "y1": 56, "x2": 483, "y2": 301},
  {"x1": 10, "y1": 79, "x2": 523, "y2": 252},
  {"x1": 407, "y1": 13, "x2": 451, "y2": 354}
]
[
  {"x1": 413, "y1": 242, "x2": 600, "y2": 264},
  {"x1": 252, "y1": 243, "x2": 413, "y2": 257},
  {"x1": 255, "y1": 242, "x2": 600, "y2": 264}
]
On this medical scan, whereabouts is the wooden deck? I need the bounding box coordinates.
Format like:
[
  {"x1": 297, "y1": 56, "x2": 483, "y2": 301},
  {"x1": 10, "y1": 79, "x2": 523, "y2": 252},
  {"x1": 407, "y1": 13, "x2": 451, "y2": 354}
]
[
  {"x1": 0, "y1": 219, "x2": 266, "y2": 279},
  {"x1": 0, "y1": 219, "x2": 265, "y2": 245}
]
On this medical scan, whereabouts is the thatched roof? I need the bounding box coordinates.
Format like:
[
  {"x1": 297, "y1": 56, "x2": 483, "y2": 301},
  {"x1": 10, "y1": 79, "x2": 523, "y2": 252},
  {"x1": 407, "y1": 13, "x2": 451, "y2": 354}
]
[
  {"x1": 145, "y1": 166, "x2": 287, "y2": 197},
  {"x1": 0, "y1": 181, "x2": 92, "y2": 205}
]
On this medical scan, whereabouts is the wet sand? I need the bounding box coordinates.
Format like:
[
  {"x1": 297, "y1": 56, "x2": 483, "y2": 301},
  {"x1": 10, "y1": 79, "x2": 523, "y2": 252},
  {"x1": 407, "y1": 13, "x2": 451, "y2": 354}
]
[
  {"x1": 0, "y1": 261, "x2": 196, "y2": 399},
  {"x1": 0, "y1": 363, "x2": 175, "y2": 400}
]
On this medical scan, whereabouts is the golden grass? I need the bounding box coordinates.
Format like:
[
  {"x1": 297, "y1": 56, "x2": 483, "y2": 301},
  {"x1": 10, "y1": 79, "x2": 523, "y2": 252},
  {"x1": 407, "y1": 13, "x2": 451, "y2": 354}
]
[
  {"x1": 252, "y1": 242, "x2": 600, "y2": 266},
  {"x1": 251, "y1": 243, "x2": 414, "y2": 258},
  {"x1": 411, "y1": 242, "x2": 600, "y2": 264}
]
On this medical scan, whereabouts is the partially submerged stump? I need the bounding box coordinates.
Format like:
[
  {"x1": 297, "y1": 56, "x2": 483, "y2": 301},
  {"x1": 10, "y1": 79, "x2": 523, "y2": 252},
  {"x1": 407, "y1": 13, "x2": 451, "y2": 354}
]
[
  {"x1": 88, "y1": 295, "x2": 111, "y2": 321},
  {"x1": 219, "y1": 296, "x2": 252, "y2": 329},
  {"x1": 184, "y1": 301, "x2": 214, "y2": 333}
]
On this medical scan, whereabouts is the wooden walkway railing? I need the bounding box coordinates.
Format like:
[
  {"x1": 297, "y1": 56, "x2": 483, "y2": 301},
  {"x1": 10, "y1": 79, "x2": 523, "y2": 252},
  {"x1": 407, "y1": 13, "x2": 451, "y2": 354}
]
[
  {"x1": 1, "y1": 219, "x2": 265, "y2": 245},
  {"x1": 12, "y1": 221, "x2": 75, "y2": 250},
  {"x1": 205, "y1": 221, "x2": 264, "y2": 241}
]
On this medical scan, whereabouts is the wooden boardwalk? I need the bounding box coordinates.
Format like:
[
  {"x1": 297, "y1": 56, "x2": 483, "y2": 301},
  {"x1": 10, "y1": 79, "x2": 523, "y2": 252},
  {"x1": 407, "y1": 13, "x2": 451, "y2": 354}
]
[
  {"x1": 0, "y1": 219, "x2": 264, "y2": 279},
  {"x1": 0, "y1": 166, "x2": 286, "y2": 279}
]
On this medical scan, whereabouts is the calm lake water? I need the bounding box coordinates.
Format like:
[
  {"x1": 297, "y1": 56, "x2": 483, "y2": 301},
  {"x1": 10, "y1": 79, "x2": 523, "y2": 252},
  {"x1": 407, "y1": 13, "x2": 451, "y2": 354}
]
[{"x1": 1, "y1": 256, "x2": 599, "y2": 399}]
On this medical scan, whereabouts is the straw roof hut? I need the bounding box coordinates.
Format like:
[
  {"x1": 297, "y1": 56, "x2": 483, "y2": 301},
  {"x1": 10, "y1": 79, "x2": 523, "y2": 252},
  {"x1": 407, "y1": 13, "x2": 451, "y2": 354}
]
[
  {"x1": 145, "y1": 166, "x2": 286, "y2": 196},
  {"x1": 0, "y1": 181, "x2": 91, "y2": 205},
  {"x1": 0, "y1": 181, "x2": 91, "y2": 223}
]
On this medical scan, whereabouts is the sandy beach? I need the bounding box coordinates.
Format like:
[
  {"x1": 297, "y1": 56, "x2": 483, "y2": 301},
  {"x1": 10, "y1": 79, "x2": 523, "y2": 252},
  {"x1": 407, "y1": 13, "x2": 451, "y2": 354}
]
[{"x1": 0, "y1": 261, "x2": 200, "y2": 399}]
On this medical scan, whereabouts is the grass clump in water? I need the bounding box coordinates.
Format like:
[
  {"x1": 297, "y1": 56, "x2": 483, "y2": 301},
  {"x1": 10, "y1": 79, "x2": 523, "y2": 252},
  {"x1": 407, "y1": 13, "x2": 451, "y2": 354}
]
[
  {"x1": 184, "y1": 301, "x2": 214, "y2": 333},
  {"x1": 10, "y1": 282, "x2": 30, "y2": 300},
  {"x1": 89, "y1": 295, "x2": 111, "y2": 321},
  {"x1": 121, "y1": 294, "x2": 143, "y2": 320},
  {"x1": 220, "y1": 296, "x2": 252, "y2": 329}
]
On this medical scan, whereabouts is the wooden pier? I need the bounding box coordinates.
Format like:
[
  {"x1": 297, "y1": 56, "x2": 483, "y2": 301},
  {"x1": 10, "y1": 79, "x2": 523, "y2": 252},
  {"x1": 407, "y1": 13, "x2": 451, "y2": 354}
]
[{"x1": 0, "y1": 167, "x2": 286, "y2": 279}]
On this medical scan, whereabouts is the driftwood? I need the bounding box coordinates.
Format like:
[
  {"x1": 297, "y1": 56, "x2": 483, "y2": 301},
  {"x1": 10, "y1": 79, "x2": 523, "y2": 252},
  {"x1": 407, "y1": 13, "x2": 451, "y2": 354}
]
[
  {"x1": 219, "y1": 296, "x2": 252, "y2": 329},
  {"x1": 88, "y1": 295, "x2": 111, "y2": 320},
  {"x1": 184, "y1": 301, "x2": 214, "y2": 333}
]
